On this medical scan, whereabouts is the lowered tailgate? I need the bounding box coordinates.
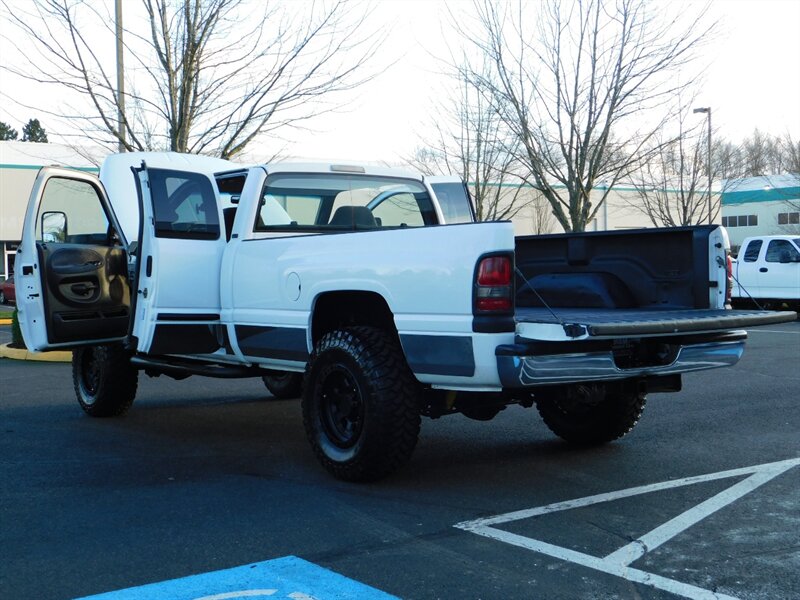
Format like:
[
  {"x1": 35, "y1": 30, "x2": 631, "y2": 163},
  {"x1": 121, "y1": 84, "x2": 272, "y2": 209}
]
[{"x1": 515, "y1": 307, "x2": 797, "y2": 340}]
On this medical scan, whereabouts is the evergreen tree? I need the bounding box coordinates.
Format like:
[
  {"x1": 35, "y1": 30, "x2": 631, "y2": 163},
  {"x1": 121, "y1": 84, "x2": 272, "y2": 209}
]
[
  {"x1": 21, "y1": 118, "x2": 48, "y2": 143},
  {"x1": 0, "y1": 121, "x2": 18, "y2": 140}
]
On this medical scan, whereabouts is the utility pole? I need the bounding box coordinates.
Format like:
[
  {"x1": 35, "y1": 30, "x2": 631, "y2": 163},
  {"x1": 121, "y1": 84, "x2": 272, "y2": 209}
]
[
  {"x1": 693, "y1": 107, "x2": 712, "y2": 223},
  {"x1": 115, "y1": 0, "x2": 125, "y2": 152}
]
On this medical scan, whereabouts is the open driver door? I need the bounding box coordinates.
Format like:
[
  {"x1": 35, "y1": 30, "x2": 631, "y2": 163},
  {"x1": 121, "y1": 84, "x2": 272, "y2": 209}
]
[{"x1": 16, "y1": 167, "x2": 131, "y2": 352}]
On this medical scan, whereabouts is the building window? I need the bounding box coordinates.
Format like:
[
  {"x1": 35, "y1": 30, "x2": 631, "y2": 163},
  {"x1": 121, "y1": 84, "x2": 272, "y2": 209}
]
[
  {"x1": 723, "y1": 214, "x2": 758, "y2": 228},
  {"x1": 778, "y1": 212, "x2": 799, "y2": 225}
]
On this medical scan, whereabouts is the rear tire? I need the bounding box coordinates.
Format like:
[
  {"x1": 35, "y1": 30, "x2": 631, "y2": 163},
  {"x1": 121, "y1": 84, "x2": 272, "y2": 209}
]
[
  {"x1": 0, "y1": 290, "x2": 6, "y2": 304},
  {"x1": 261, "y1": 370, "x2": 303, "y2": 399},
  {"x1": 302, "y1": 326, "x2": 421, "y2": 482},
  {"x1": 73, "y1": 345, "x2": 138, "y2": 417},
  {"x1": 537, "y1": 384, "x2": 646, "y2": 445}
]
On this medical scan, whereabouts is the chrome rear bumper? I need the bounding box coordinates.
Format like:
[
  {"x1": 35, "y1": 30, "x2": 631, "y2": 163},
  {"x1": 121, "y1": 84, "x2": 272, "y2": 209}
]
[{"x1": 497, "y1": 337, "x2": 746, "y2": 388}]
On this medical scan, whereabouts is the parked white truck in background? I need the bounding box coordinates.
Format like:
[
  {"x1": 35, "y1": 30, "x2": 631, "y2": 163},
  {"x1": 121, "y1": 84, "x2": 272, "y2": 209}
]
[
  {"x1": 732, "y1": 235, "x2": 800, "y2": 311},
  {"x1": 15, "y1": 153, "x2": 796, "y2": 481}
]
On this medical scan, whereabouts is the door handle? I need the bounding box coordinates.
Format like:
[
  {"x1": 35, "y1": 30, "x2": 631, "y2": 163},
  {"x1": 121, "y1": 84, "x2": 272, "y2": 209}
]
[{"x1": 759, "y1": 267, "x2": 768, "y2": 272}]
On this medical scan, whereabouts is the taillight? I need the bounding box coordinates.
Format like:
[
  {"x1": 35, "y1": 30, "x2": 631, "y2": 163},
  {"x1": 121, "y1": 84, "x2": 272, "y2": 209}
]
[
  {"x1": 725, "y1": 251, "x2": 733, "y2": 306},
  {"x1": 477, "y1": 256, "x2": 511, "y2": 286},
  {"x1": 475, "y1": 255, "x2": 513, "y2": 313}
]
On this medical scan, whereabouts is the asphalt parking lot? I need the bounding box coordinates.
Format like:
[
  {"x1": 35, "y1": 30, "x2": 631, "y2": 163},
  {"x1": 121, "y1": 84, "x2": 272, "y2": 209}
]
[{"x1": 1, "y1": 320, "x2": 798, "y2": 600}]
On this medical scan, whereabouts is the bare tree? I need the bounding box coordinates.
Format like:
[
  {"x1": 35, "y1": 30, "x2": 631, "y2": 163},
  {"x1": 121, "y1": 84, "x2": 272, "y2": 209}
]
[
  {"x1": 1, "y1": 0, "x2": 380, "y2": 158},
  {"x1": 406, "y1": 57, "x2": 533, "y2": 222},
  {"x1": 741, "y1": 129, "x2": 780, "y2": 177},
  {"x1": 630, "y1": 108, "x2": 746, "y2": 226},
  {"x1": 734, "y1": 129, "x2": 800, "y2": 177},
  {"x1": 629, "y1": 113, "x2": 707, "y2": 226},
  {"x1": 460, "y1": 0, "x2": 714, "y2": 232},
  {"x1": 780, "y1": 134, "x2": 800, "y2": 175},
  {"x1": 528, "y1": 193, "x2": 557, "y2": 234}
]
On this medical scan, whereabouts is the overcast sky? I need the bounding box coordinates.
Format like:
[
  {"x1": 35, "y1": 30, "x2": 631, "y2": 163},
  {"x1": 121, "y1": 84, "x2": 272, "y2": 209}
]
[
  {"x1": 284, "y1": 0, "x2": 800, "y2": 163},
  {"x1": 1, "y1": 0, "x2": 798, "y2": 165}
]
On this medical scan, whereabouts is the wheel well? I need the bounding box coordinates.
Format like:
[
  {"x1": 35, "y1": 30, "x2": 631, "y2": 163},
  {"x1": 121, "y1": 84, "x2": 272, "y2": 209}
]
[{"x1": 311, "y1": 291, "x2": 397, "y2": 344}]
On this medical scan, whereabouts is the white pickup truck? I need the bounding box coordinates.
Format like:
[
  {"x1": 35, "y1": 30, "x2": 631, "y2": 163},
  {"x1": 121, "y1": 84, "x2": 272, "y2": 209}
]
[
  {"x1": 732, "y1": 235, "x2": 800, "y2": 311},
  {"x1": 15, "y1": 152, "x2": 796, "y2": 481}
]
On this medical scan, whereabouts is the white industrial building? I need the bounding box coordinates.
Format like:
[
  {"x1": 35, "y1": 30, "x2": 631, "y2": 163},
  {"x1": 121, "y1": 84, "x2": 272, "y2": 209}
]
[{"x1": 720, "y1": 174, "x2": 800, "y2": 255}]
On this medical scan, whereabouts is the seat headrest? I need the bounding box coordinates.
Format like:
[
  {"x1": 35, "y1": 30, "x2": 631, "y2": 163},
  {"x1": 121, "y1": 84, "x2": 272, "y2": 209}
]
[{"x1": 329, "y1": 206, "x2": 377, "y2": 229}]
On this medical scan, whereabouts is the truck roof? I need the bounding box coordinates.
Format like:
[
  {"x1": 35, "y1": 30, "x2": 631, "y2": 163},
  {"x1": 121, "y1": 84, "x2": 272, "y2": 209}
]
[{"x1": 98, "y1": 152, "x2": 431, "y2": 243}]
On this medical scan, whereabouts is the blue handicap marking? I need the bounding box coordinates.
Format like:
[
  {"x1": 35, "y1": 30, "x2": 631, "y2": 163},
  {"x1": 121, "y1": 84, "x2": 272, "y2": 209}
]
[{"x1": 76, "y1": 555, "x2": 399, "y2": 600}]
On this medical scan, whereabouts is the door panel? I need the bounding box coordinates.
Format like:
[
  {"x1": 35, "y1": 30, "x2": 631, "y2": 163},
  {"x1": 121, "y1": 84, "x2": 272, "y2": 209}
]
[{"x1": 39, "y1": 244, "x2": 130, "y2": 342}]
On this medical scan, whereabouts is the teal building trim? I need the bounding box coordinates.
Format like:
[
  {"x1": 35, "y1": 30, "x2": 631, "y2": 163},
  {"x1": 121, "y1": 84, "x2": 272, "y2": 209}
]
[{"x1": 722, "y1": 186, "x2": 800, "y2": 206}]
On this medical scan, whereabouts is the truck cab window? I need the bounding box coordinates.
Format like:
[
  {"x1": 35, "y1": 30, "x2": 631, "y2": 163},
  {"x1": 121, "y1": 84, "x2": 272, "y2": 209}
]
[
  {"x1": 430, "y1": 182, "x2": 475, "y2": 224},
  {"x1": 254, "y1": 174, "x2": 435, "y2": 232},
  {"x1": 36, "y1": 177, "x2": 111, "y2": 245},
  {"x1": 148, "y1": 169, "x2": 220, "y2": 240},
  {"x1": 742, "y1": 240, "x2": 762, "y2": 262},
  {"x1": 369, "y1": 190, "x2": 426, "y2": 227},
  {"x1": 765, "y1": 239, "x2": 800, "y2": 263}
]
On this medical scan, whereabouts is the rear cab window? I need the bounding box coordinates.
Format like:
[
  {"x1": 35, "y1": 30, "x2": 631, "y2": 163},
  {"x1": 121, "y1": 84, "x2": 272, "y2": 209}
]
[{"x1": 253, "y1": 174, "x2": 437, "y2": 233}]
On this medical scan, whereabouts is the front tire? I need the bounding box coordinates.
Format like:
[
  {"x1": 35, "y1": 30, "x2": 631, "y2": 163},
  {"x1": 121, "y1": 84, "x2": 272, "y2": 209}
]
[
  {"x1": 73, "y1": 345, "x2": 138, "y2": 417},
  {"x1": 302, "y1": 327, "x2": 421, "y2": 482},
  {"x1": 537, "y1": 384, "x2": 646, "y2": 445},
  {"x1": 261, "y1": 370, "x2": 303, "y2": 399}
]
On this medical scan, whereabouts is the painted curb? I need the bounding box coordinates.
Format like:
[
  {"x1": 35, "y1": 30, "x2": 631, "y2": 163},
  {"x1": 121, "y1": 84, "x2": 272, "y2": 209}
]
[
  {"x1": 0, "y1": 343, "x2": 71, "y2": 362},
  {"x1": 0, "y1": 319, "x2": 12, "y2": 325}
]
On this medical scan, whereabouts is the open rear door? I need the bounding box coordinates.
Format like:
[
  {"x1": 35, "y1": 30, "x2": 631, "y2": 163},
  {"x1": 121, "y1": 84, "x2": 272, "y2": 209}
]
[
  {"x1": 16, "y1": 168, "x2": 131, "y2": 352},
  {"x1": 131, "y1": 163, "x2": 227, "y2": 356}
]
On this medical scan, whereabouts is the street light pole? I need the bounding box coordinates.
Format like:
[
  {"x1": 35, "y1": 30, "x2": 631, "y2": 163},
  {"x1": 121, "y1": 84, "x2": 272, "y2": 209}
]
[{"x1": 693, "y1": 107, "x2": 712, "y2": 223}]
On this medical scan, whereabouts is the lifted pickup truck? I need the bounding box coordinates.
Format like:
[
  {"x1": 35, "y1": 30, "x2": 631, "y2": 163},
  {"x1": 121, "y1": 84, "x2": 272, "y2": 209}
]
[{"x1": 16, "y1": 153, "x2": 796, "y2": 481}]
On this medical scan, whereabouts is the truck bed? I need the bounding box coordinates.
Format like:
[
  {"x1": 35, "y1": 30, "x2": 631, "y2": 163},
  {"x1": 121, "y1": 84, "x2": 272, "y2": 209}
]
[{"x1": 515, "y1": 307, "x2": 796, "y2": 337}]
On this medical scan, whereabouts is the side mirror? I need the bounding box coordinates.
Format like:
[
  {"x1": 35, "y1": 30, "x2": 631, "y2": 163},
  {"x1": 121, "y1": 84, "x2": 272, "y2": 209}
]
[{"x1": 41, "y1": 211, "x2": 67, "y2": 243}]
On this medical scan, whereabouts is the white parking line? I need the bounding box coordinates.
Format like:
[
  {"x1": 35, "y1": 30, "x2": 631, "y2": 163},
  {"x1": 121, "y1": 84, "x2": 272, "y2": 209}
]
[{"x1": 456, "y1": 458, "x2": 800, "y2": 600}]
